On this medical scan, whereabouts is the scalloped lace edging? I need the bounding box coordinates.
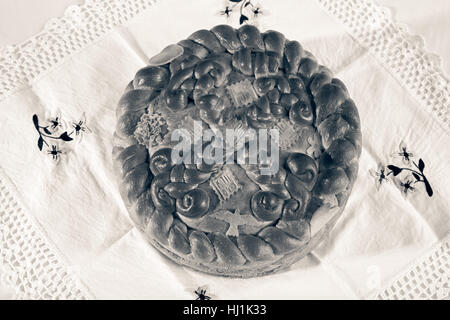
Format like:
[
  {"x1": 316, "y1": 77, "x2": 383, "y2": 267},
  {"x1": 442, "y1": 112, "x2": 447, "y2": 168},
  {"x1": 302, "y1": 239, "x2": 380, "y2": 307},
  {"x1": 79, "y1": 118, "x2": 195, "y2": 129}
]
[
  {"x1": 0, "y1": 0, "x2": 159, "y2": 102},
  {"x1": 0, "y1": 170, "x2": 93, "y2": 299},
  {"x1": 317, "y1": 0, "x2": 450, "y2": 134},
  {"x1": 370, "y1": 232, "x2": 450, "y2": 300}
]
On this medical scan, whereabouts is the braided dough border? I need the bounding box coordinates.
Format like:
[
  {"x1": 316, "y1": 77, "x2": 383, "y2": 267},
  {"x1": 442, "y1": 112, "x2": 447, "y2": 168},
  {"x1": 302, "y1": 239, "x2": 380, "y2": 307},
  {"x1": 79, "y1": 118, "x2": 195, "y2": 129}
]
[{"x1": 112, "y1": 25, "x2": 361, "y2": 277}]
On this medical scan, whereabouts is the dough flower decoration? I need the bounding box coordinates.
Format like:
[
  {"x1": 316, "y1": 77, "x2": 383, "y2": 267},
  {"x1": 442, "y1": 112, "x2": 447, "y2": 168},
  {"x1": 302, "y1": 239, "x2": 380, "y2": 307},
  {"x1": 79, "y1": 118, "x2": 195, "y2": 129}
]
[
  {"x1": 370, "y1": 142, "x2": 433, "y2": 197},
  {"x1": 133, "y1": 108, "x2": 169, "y2": 147},
  {"x1": 220, "y1": 0, "x2": 264, "y2": 25}
]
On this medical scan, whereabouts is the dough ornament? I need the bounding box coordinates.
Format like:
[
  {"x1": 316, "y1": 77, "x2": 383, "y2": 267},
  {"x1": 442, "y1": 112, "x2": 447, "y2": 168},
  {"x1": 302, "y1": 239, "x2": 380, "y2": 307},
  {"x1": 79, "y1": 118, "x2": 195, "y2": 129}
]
[{"x1": 113, "y1": 25, "x2": 361, "y2": 277}]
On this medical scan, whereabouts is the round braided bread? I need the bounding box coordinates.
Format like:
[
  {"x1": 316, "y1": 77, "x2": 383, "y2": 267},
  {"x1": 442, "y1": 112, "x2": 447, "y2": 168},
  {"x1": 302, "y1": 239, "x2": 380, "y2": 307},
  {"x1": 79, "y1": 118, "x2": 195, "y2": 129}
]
[{"x1": 112, "y1": 25, "x2": 361, "y2": 277}]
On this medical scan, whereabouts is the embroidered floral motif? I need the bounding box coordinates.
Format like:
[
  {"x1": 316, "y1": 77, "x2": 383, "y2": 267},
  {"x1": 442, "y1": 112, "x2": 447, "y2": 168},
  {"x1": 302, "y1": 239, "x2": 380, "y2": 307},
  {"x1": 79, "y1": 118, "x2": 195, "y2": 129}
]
[
  {"x1": 391, "y1": 140, "x2": 414, "y2": 165},
  {"x1": 47, "y1": 145, "x2": 64, "y2": 161},
  {"x1": 33, "y1": 112, "x2": 91, "y2": 161},
  {"x1": 194, "y1": 287, "x2": 211, "y2": 300},
  {"x1": 369, "y1": 163, "x2": 390, "y2": 190},
  {"x1": 47, "y1": 112, "x2": 64, "y2": 131},
  {"x1": 71, "y1": 112, "x2": 91, "y2": 141},
  {"x1": 387, "y1": 158, "x2": 433, "y2": 197},
  {"x1": 33, "y1": 114, "x2": 72, "y2": 152},
  {"x1": 396, "y1": 176, "x2": 416, "y2": 198},
  {"x1": 370, "y1": 142, "x2": 433, "y2": 197},
  {"x1": 220, "y1": 0, "x2": 264, "y2": 25},
  {"x1": 219, "y1": 5, "x2": 232, "y2": 19}
]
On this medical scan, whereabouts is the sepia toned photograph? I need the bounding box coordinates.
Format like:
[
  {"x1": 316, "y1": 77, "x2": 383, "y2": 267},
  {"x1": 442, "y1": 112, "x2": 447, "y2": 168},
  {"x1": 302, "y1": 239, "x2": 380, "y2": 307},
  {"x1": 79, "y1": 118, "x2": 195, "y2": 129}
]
[{"x1": 0, "y1": 0, "x2": 448, "y2": 305}]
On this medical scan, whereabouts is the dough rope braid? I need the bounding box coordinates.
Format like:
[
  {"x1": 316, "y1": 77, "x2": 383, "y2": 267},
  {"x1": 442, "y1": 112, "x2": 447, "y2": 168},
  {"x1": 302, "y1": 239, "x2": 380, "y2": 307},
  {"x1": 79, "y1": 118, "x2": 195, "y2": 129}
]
[{"x1": 112, "y1": 25, "x2": 361, "y2": 277}]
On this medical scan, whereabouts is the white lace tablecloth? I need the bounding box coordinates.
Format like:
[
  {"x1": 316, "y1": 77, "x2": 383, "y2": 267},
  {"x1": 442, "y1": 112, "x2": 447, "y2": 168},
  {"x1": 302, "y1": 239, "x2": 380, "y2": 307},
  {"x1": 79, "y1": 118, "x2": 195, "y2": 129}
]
[{"x1": 0, "y1": 0, "x2": 449, "y2": 300}]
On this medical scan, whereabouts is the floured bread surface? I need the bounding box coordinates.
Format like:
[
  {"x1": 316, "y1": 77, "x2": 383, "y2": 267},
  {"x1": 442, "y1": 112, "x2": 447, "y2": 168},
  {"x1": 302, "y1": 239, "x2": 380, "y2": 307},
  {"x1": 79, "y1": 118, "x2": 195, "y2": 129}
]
[{"x1": 112, "y1": 25, "x2": 362, "y2": 277}]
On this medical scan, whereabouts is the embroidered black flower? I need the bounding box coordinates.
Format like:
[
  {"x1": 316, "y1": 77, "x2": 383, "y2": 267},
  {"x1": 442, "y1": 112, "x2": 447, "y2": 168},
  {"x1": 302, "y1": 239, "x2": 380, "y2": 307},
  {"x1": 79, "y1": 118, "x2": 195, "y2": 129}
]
[
  {"x1": 371, "y1": 141, "x2": 433, "y2": 197},
  {"x1": 391, "y1": 140, "x2": 414, "y2": 165},
  {"x1": 33, "y1": 113, "x2": 91, "y2": 161},
  {"x1": 219, "y1": 6, "x2": 232, "y2": 18},
  {"x1": 251, "y1": 5, "x2": 263, "y2": 17},
  {"x1": 47, "y1": 145, "x2": 63, "y2": 161},
  {"x1": 399, "y1": 178, "x2": 416, "y2": 197},
  {"x1": 369, "y1": 163, "x2": 390, "y2": 190},
  {"x1": 220, "y1": 0, "x2": 264, "y2": 25},
  {"x1": 194, "y1": 288, "x2": 211, "y2": 300},
  {"x1": 387, "y1": 158, "x2": 433, "y2": 197},
  {"x1": 71, "y1": 112, "x2": 92, "y2": 141},
  {"x1": 47, "y1": 113, "x2": 64, "y2": 131},
  {"x1": 33, "y1": 114, "x2": 73, "y2": 151}
]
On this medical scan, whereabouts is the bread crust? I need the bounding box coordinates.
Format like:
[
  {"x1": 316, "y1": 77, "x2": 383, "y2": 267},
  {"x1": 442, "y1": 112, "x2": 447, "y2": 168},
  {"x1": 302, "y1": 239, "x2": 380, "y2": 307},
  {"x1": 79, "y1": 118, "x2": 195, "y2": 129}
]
[{"x1": 112, "y1": 25, "x2": 361, "y2": 277}]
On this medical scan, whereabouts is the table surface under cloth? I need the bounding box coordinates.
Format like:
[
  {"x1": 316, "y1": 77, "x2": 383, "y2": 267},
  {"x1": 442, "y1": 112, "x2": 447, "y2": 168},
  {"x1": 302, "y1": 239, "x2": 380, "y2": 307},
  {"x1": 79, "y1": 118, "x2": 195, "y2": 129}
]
[{"x1": 0, "y1": 0, "x2": 449, "y2": 300}]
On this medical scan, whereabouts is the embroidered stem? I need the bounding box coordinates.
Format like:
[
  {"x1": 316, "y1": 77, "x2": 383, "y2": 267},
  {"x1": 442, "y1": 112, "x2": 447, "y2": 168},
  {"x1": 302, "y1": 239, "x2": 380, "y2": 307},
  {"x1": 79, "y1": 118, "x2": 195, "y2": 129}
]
[
  {"x1": 223, "y1": 0, "x2": 261, "y2": 24},
  {"x1": 32, "y1": 114, "x2": 73, "y2": 151},
  {"x1": 386, "y1": 158, "x2": 433, "y2": 197}
]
